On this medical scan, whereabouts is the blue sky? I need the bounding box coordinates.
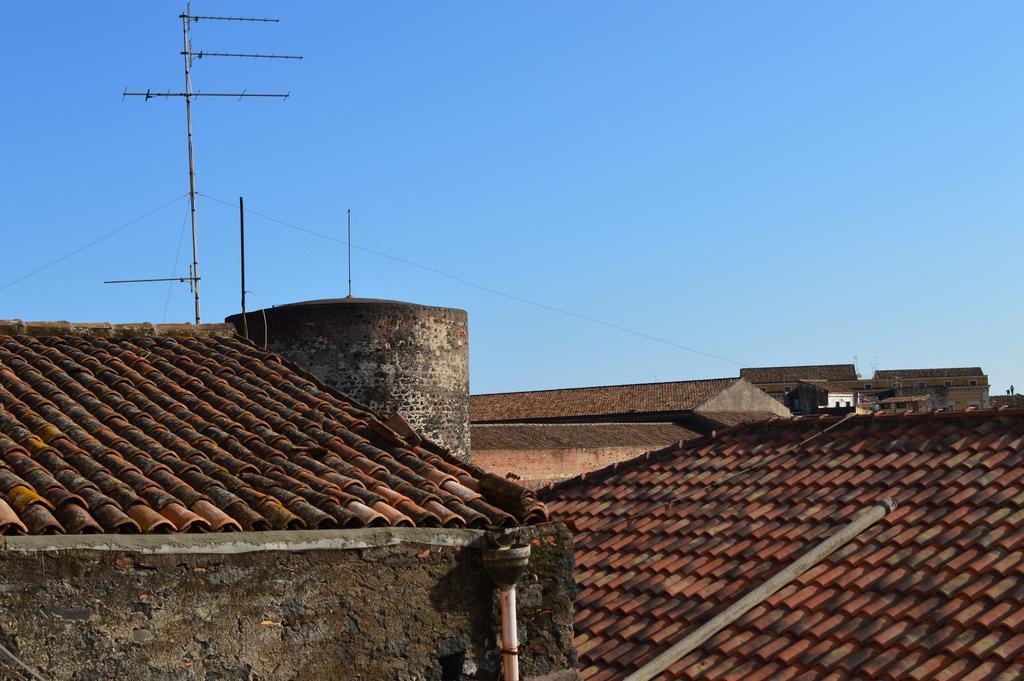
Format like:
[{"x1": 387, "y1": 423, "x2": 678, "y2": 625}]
[{"x1": 2, "y1": 2, "x2": 1020, "y2": 394}]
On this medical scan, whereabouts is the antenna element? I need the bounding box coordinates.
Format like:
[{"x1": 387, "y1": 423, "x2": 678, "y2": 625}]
[
  {"x1": 119, "y1": 3, "x2": 301, "y2": 323},
  {"x1": 347, "y1": 209, "x2": 353, "y2": 298},
  {"x1": 240, "y1": 196, "x2": 249, "y2": 339}
]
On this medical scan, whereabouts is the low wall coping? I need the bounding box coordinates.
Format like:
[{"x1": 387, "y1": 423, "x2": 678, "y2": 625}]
[{"x1": 0, "y1": 527, "x2": 489, "y2": 555}]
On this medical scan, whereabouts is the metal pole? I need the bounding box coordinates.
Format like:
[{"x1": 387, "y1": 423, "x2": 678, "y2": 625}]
[
  {"x1": 240, "y1": 196, "x2": 249, "y2": 339},
  {"x1": 183, "y1": 6, "x2": 201, "y2": 324},
  {"x1": 347, "y1": 208, "x2": 352, "y2": 298}
]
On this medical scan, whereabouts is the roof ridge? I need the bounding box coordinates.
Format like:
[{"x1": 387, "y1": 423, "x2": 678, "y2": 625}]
[
  {"x1": 472, "y1": 376, "x2": 738, "y2": 398},
  {"x1": 742, "y1": 363, "x2": 855, "y2": 370},
  {"x1": 474, "y1": 421, "x2": 684, "y2": 428},
  {"x1": 0, "y1": 320, "x2": 235, "y2": 338},
  {"x1": 540, "y1": 409, "x2": 1024, "y2": 500},
  {"x1": 539, "y1": 414, "x2": 801, "y2": 498}
]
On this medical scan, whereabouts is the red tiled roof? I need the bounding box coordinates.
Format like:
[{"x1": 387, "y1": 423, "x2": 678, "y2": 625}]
[
  {"x1": 875, "y1": 367, "x2": 985, "y2": 379},
  {"x1": 541, "y1": 409, "x2": 1024, "y2": 680},
  {"x1": 471, "y1": 422, "x2": 699, "y2": 451},
  {"x1": 0, "y1": 322, "x2": 546, "y2": 534},
  {"x1": 691, "y1": 411, "x2": 786, "y2": 428},
  {"x1": 471, "y1": 379, "x2": 740, "y2": 422},
  {"x1": 799, "y1": 379, "x2": 856, "y2": 393},
  {"x1": 993, "y1": 395, "x2": 1024, "y2": 408},
  {"x1": 740, "y1": 364, "x2": 857, "y2": 384}
]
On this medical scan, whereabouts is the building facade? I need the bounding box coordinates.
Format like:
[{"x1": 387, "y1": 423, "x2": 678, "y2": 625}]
[
  {"x1": 471, "y1": 378, "x2": 790, "y2": 487},
  {"x1": 743, "y1": 364, "x2": 990, "y2": 411}
]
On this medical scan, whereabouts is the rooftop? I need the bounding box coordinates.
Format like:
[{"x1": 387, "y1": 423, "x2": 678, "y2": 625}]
[
  {"x1": 869, "y1": 393, "x2": 933, "y2": 405},
  {"x1": 471, "y1": 422, "x2": 700, "y2": 451},
  {"x1": 798, "y1": 379, "x2": 857, "y2": 393},
  {"x1": 542, "y1": 409, "x2": 1024, "y2": 680},
  {"x1": 740, "y1": 364, "x2": 858, "y2": 384},
  {"x1": 0, "y1": 322, "x2": 545, "y2": 535},
  {"x1": 471, "y1": 378, "x2": 741, "y2": 422},
  {"x1": 875, "y1": 367, "x2": 985, "y2": 379}
]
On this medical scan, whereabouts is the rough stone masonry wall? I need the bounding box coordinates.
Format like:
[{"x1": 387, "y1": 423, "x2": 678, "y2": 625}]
[
  {"x1": 228, "y1": 301, "x2": 471, "y2": 462},
  {"x1": 0, "y1": 525, "x2": 576, "y2": 681}
]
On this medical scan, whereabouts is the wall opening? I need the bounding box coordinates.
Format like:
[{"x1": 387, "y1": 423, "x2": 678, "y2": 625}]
[{"x1": 439, "y1": 651, "x2": 465, "y2": 681}]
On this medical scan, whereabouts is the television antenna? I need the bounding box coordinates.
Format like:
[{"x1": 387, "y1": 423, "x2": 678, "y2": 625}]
[{"x1": 114, "y1": 3, "x2": 301, "y2": 324}]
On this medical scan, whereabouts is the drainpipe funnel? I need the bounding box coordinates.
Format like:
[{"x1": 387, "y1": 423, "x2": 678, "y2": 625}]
[{"x1": 483, "y1": 542, "x2": 532, "y2": 681}]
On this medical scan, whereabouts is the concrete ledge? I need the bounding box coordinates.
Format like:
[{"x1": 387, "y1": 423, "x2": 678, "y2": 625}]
[
  {"x1": 2, "y1": 527, "x2": 488, "y2": 554},
  {"x1": 0, "y1": 320, "x2": 236, "y2": 338}
]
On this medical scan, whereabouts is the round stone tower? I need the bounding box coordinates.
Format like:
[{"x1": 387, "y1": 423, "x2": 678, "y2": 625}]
[{"x1": 225, "y1": 298, "x2": 470, "y2": 461}]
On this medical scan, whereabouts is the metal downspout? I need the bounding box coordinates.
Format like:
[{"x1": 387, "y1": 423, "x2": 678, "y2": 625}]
[
  {"x1": 624, "y1": 496, "x2": 898, "y2": 681},
  {"x1": 483, "y1": 541, "x2": 532, "y2": 681}
]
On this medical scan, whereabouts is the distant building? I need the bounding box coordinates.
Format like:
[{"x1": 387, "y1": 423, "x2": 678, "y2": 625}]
[
  {"x1": 788, "y1": 379, "x2": 857, "y2": 414},
  {"x1": 471, "y1": 378, "x2": 789, "y2": 487},
  {"x1": 740, "y1": 364, "x2": 858, "y2": 402},
  {"x1": 858, "y1": 392, "x2": 933, "y2": 413},
  {"x1": 993, "y1": 393, "x2": 1024, "y2": 408},
  {"x1": 870, "y1": 367, "x2": 989, "y2": 409},
  {"x1": 743, "y1": 364, "x2": 990, "y2": 410}
]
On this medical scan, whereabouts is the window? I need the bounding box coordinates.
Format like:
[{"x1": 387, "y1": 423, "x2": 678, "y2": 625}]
[
  {"x1": 943, "y1": 381, "x2": 951, "y2": 387},
  {"x1": 864, "y1": 383, "x2": 872, "y2": 389},
  {"x1": 917, "y1": 382, "x2": 926, "y2": 388},
  {"x1": 845, "y1": 400, "x2": 851, "y2": 407},
  {"x1": 969, "y1": 380, "x2": 978, "y2": 386}
]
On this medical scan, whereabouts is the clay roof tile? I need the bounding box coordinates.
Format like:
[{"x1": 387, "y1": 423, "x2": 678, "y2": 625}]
[
  {"x1": 543, "y1": 411, "x2": 1024, "y2": 678},
  {"x1": 0, "y1": 327, "x2": 545, "y2": 535}
]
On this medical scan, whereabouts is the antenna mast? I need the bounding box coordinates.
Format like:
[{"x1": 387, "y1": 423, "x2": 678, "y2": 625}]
[
  {"x1": 347, "y1": 208, "x2": 353, "y2": 298},
  {"x1": 120, "y1": 3, "x2": 301, "y2": 324},
  {"x1": 183, "y1": 6, "x2": 200, "y2": 325}
]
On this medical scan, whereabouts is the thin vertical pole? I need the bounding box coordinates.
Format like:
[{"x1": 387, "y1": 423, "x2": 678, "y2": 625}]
[
  {"x1": 347, "y1": 208, "x2": 352, "y2": 298},
  {"x1": 183, "y1": 5, "x2": 201, "y2": 324},
  {"x1": 239, "y1": 196, "x2": 249, "y2": 339}
]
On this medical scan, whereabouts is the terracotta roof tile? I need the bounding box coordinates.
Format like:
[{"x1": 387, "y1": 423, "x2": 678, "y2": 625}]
[
  {"x1": 471, "y1": 378, "x2": 742, "y2": 422},
  {"x1": 542, "y1": 410, "x2": 1024, "y2": 679},
  {"x1": 740, "y1": 364, "x2": 858, "y2": 384},
  {"x1": 471, "y1": 422, "x2": 700, "y2": 450},
  {"x1": 799, "y1": 379, "x2": 856, "y2": 393},
  {"x1": 0, "y1": 326, "x2": 546, "y2": 534},
  {"x1": 874, "y1": 368, "x2": 985, "y2": 379}
]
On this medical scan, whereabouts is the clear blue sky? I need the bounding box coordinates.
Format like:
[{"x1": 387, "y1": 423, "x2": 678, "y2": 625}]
[{"x1": 2, "y1": 2, "x2": 1020, "y2": 394}]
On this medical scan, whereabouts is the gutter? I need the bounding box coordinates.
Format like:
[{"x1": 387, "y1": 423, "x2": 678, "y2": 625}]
[{"x1": 624, "y1": 496, "x2": 898, "y2": 681}]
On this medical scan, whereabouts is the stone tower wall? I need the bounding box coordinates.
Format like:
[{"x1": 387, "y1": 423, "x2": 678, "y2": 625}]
[{"x1": 227, "y1": 299, "x2": 471, "y2": 461}]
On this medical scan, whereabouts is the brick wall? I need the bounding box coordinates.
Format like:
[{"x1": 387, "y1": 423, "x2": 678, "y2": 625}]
[{"x1": 474, "y1": 446, "x2": 652, "y2": 488}]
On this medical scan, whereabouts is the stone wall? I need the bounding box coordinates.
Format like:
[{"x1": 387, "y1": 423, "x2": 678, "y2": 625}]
[
  {"x1": 694, "y1": 379, "x2": 792, "y2": 417},
  {"x1": 226, "y1": 299, "x2": 471, "y2": 461},
  {"x1": 0, "y1": 525, "x2": 576, "y2": 681}
]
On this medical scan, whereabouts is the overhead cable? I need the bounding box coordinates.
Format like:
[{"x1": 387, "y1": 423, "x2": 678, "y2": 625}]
[
  {"x1": 0, "y1": 194, "x2": 188, "y2": 294},
  {"x1": 198, "y1": 193, "x2": 744, "y2": 367}
]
